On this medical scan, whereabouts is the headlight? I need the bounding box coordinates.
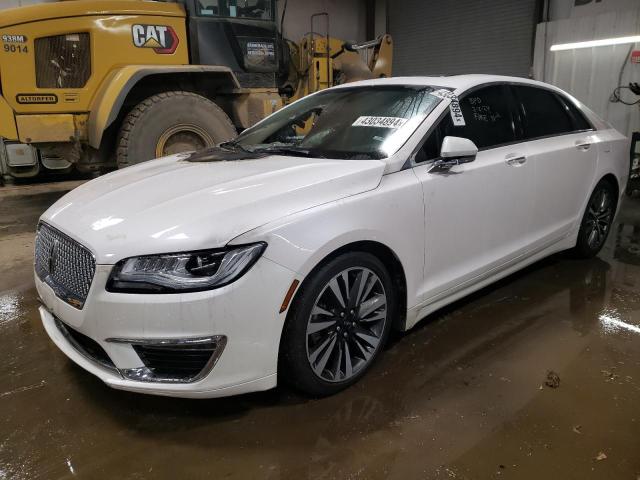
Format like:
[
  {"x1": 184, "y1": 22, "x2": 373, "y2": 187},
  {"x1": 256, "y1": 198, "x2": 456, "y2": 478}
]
[{"x1": 106, "y1": 243, "x2": 266, "y2": 293}]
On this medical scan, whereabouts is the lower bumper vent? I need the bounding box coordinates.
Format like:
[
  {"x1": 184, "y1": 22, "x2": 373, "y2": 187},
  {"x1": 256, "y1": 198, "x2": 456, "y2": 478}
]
[
  {"x1": 134, "y1": 343, "x2": 219, "y2": 381},
  {"x1": 54, "y1": 317, "x2": 226, "y2": 384},
  {"x1": 109, "y1": 336, "x2": 227, "y2": 384}
]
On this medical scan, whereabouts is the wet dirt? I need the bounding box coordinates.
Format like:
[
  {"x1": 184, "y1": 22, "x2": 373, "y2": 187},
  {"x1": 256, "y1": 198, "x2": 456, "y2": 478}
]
[{"x1": 1, "y1": 184, "x2": 639, "y2": 479}]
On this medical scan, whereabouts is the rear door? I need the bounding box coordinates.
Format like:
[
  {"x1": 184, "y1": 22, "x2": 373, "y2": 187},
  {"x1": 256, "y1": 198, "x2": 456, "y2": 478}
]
[
  {"x1": 412, "y1": 84, "x2": 536, "y2": 302},
  {"x1": 511, "y1": 85, "x2": 598, "y2": 249}
]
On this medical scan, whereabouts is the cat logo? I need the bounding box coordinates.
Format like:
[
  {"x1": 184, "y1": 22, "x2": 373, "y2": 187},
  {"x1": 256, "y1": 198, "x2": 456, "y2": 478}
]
[{"x1": 131, "y1": 24, "x2": 179, "y2": 54}]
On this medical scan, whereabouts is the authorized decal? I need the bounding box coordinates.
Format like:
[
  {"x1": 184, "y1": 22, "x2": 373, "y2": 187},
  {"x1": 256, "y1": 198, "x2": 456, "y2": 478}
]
[
  {"x1": 131, "y1": 24, "x2": 179, "y2": 54},
  {"x1": 16, "y1": 94, "x2": 58, "y2": 104},
  {"x1": 430, "y1": 89, "x2": 465, "y2": 126},
  {"x1": 246, "y1": 41, "x2": 275, "y2": 58},
  {"x1": 352, "y1": 116, "x2": 408, "y2": 128},
  {"x1": 244, "y1": 40, "x2": 276, "y2": 69}
]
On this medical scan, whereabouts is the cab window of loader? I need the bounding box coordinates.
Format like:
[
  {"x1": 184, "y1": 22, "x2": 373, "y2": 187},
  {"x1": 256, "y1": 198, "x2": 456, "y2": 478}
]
[{"x1": 198, "y1": 0, "x2": 274, "y2": 20}]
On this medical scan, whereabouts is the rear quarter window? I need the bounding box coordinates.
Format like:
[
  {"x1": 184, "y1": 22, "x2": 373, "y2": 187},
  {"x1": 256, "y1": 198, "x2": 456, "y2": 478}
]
[
  {"x1": 558, "y1": 96, "x2": 593, "y2": 131},
  {"x1": 513, "y1": 85, "x2": 575, "y2": 140}
]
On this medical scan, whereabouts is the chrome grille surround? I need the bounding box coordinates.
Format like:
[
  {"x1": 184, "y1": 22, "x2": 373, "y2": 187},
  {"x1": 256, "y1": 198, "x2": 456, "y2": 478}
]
[
  {"x1": 35, "y1": 223, "x2": 96, "y2": 309},
  {"x1": 106, "y1": 336, "x2": 228, "y2": 383}
]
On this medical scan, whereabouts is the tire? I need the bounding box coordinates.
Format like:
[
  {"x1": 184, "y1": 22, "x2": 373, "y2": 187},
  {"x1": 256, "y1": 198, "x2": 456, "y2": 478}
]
[
  {"x1": 572, "y1": 179, "x2": 617, "y2": 258},
  {"x1": 280, "y1": 252, "x2": 396, "y2": 396},
  {"x1": 116, "y1": 91, "x2": 236, "y2": 168}
]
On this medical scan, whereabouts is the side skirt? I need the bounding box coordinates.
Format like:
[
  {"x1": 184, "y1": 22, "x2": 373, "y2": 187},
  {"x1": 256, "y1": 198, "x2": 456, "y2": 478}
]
[{"x1": 404, "y1": 233, "x2": 578, "y2": 331}]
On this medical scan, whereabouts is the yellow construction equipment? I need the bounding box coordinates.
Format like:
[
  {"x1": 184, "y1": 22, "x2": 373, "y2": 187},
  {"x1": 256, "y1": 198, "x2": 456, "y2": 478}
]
[{"x1": 0, "y1": 0, "x2": 392, "y2": 180}]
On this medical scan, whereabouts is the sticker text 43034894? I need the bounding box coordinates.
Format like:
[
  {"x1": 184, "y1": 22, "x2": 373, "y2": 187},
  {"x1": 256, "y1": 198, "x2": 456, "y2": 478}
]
[{"x1": 352, "y1": 116, "x2": 409, "y2": 128}]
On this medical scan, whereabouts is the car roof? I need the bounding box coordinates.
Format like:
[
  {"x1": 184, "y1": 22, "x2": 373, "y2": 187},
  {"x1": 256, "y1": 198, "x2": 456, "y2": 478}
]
[
  {"x1": 339, "y1": 74, "x2": 608, "y2": 129},
  {"x1": 336, "y1": 74, "x2": 563, "y2": 95}
]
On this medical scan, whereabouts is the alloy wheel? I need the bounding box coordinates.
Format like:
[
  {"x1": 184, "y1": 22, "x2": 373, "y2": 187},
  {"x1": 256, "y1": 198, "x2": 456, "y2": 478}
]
[
  {"x1": 585, "y1": 188, "x2": 613, "y2": 249},
  {"x1": 305, "y1": 267, "x2": 388, "y2": 382}
]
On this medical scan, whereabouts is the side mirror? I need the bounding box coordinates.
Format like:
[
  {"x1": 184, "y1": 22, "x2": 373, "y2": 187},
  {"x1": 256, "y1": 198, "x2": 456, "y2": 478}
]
[
  {"x1": 430, "y1": 136, "x2": 478, "y2": 173},
  {"x1": 440, "y1": 136, "x2": 478, "y2": 159}
]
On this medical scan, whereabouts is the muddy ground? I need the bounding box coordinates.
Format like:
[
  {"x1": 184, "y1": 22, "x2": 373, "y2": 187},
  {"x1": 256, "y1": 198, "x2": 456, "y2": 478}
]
[{"x1": 1, "y1": 182, "x2": 639, "y2": 479}]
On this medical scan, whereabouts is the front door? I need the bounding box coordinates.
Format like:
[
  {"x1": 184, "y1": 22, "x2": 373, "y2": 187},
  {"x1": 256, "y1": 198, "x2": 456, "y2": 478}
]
[
  {"x1": 412, "y1": 84, "x2": 536, "y2": 302},
  {"x1": 510, "y1": 85, "x2": 599, "y2": 248}
]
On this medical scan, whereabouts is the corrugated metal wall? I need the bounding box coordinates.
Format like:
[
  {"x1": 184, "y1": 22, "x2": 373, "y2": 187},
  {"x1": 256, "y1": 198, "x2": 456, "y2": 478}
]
[
  {"x1": 388, "y1": 0, "x2": 538, "y2": 77},
  {"x1": 533, "y1": 7, "x2": 640, "y2": 137}
]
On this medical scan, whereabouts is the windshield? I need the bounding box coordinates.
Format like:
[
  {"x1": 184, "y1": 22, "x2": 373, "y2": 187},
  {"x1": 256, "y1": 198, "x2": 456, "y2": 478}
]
[
  {"x1": 233, "y1": 85, "x2": 444, "y2": 159},
  {"x1": 197, "y1": 0, "x2": 275, "y2": 20}
]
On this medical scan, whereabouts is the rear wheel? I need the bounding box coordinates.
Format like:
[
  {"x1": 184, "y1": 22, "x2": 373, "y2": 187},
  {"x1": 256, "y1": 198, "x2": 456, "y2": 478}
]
[
  {"x1": 116, "y1": 91, "x2": 236, "y2": 168},
  {"x1": 573, "y1": 179, "x2": 617, "y2": 258},
  {"x1": 280, "y1": 252, "x2": 395, "y2": 396}
]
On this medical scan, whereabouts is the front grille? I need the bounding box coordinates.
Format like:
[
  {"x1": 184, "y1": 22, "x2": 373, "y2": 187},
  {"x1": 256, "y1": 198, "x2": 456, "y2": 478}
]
[
  {"x1": 35, "y1": 223, "x2": 95, "y2": 309},
  {"x1": 35, "y1": 33, "x2": 91, "y2": 88},
  {"x1": 55, "y1": 319, "x2": 116, "y2": 371},
  {"x1": 132, "y1": 342, "x2": 221, "y2": 382},
  {"x1": 234, "y1": 71, "x2": 276, "y2": 88}
]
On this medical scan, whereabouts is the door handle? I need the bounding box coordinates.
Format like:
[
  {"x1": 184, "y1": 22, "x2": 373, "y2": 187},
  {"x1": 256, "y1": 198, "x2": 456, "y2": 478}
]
[
  {"x1": 575, "y1": 140, "x2": 591, "y2": 150},
  {"x1": 505, "y1": 154, "x2": 527, "y2": 167}
]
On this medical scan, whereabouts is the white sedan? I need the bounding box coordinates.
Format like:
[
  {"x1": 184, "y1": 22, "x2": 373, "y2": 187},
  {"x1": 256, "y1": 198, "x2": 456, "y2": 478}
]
[{"x1": 36, "y1": 75, "x2": 629, "y2": 398}]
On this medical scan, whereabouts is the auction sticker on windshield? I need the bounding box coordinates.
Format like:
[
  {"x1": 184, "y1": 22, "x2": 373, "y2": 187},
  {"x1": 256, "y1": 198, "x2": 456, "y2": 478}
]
[
  {"x1": 352, "y1": 116, "x2": 408, "y2": 128},
  {"x1": 448, "y1": 99, "x2": 466, "y2": 126},
  {"x1": 429, "y1": 89, "x2": 456, "y2": 100},
  {"x1": 429, "y1": 89, "x2": 466, "y2": 126}
]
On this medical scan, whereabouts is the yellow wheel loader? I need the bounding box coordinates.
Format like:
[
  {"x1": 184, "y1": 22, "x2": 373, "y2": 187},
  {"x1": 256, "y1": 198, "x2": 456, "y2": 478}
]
[{"x1": 0, "y1": 0, "x2": 392, "y2": 181}]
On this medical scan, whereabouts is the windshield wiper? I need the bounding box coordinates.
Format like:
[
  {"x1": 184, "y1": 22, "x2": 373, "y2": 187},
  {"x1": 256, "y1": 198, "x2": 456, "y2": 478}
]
[
  {"x1": 219, "y1": 140, "x2": 255, "y2": 154},
  {"x1": 253, "y1": 145, "x2": 326, "y2": 158}
]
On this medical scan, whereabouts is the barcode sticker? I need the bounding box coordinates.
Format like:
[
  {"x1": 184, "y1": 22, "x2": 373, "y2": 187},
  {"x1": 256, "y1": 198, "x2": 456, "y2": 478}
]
[
  {"x1": 430, "y1": 89, "x2": 466, "y2": 126},
  {"x1": 449, "y1": 99, "x2": 466, "y2": 126},
  {"x1": 352, "y1": 116, "x2": 408, "y2": 128}
]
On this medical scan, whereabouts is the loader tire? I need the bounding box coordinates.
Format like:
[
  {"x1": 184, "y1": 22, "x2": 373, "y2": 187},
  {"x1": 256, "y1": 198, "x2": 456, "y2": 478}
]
[{"x1": 116, "y1": 91, "x2": 237, "y2": 168}]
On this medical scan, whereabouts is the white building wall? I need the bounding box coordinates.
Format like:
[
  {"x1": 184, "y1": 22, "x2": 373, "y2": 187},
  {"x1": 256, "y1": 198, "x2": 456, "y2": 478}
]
[
  {"x1": 533, "y1": 4, "x2": 640, "y2": 137},
  {"x1": 549, "y1": 0, "x2": 639, "y2": 21}
]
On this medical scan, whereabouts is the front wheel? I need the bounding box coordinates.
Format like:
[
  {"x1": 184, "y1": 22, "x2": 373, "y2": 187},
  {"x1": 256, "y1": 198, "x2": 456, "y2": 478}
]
[
  {"x1": 116, "y1": 91, "x2": 237, "y2": 168},
  {"x1": 280, "y1": 252, "x2": 396, "y2": 396},
  {"x1": 573, "y1": 179, "x2": 617, "y2": 258}
]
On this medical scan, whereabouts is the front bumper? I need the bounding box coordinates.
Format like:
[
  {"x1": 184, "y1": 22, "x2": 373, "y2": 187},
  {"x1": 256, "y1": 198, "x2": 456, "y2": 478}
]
[
  {"x1": 37, "y1": 256, "x2": 297, "y2": 398},
  {"x1": 0, "y1": 94, "x2": 18, "y2": 140}
]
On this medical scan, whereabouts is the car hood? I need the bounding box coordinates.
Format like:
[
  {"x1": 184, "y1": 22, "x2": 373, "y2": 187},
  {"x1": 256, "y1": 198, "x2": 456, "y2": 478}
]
[{"x1": 41, "y1": 154, "x2": 385, "y2": 264}]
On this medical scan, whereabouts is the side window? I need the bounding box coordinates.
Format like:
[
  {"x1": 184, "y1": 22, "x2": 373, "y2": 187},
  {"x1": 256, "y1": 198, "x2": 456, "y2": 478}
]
[
  {"x1": 453, "y1": 85, "x2": 516, "y2": 149},
  {"x1": 558, "y1": 95, "x2": 593, "y2": 131},
  {"x1": 514, "y1": 86, "x2": 574, "y2": 140},
  {"x1": 416, "y1": 84, "x2": 516, "y2": 162}
]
